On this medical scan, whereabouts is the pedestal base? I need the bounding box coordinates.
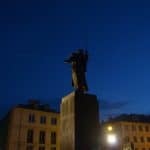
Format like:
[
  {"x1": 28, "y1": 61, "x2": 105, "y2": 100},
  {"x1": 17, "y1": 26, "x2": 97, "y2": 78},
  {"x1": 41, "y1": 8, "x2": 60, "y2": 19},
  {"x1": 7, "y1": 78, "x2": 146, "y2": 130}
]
[{"x1": 60, "y1": 91, "x2": 100, "y2": 150}]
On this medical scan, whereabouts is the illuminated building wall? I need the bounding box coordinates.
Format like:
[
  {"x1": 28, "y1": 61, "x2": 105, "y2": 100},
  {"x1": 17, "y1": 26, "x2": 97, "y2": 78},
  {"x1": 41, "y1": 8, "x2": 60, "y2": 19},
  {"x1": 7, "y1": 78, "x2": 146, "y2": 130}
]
[
  {"x1": 102, "y1": 115, "x2": 150, "y2": 150},
  {"x1": 1, "y1": 101, "x2": 60, "y2": 150}
]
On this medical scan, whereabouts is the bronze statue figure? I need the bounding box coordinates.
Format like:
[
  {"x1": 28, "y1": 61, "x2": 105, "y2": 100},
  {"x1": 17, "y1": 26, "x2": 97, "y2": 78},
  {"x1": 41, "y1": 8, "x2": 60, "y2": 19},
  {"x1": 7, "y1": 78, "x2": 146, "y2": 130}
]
[{"x1": 64, "y1": 49, "x2": 88, "y2": 92}]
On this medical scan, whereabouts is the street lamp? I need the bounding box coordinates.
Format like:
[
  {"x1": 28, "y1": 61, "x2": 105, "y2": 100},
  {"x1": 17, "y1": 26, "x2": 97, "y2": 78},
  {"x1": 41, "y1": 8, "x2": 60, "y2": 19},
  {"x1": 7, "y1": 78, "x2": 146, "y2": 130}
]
[
  {"x1": 106, "y1": 133, "x2": 117, "y2": 145},
  {"x1": 103, "y1": 125, "x2": 118, "y2": 149},
  {"x1": 107, "y1": 126, "x2": 113, "y2": 131}
]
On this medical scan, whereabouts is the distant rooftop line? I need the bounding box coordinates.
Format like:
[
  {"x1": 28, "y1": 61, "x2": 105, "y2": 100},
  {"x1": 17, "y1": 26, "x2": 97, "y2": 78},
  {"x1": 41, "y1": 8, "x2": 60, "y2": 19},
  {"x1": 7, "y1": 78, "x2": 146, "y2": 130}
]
[
  {"x1": 107, "y1": 114, "x2": 150, "y2": 123},
  {"x1": 16, "y1": 99, "x2": 59, "y2": 113}
]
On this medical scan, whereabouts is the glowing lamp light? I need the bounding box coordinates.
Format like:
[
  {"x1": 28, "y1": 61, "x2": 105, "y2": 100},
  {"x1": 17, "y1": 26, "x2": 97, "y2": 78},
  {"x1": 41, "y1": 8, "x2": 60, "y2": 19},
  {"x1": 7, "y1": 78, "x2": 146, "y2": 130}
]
[
  {"x1": 107, "y1": 134, "x2": 117, "y2": 145},
  {"x1": 107, "y1": 126, "x2": 113, "y2": 131}
]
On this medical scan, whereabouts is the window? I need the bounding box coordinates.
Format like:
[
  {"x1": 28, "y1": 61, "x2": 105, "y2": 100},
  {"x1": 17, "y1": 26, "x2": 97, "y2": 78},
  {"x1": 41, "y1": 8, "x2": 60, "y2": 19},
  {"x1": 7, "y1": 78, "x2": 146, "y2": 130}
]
[
  {"x1": 51, "y1": 132, "x2": 56, "y2": 144},
  {"x1": 39, "y1": 146, "x2": 45, "y2": 150},
  {"x1": 27, "y1": 129, "x2": 33, "y2": 143},
  {"x1": 51, "y1": 147, "x2": 56, "y2": 150},
  {"x1": 39, "y1": 131, "x2": 45, "y2": 144},
  {"x1": 131, "y1": 142, "x2": 134, "y2": 150},
  {"x1": 141, "y1": 137, "x2": 144, "y2": 142},
  {"x1": 145, "y1": 126, "x2": 149, "y2": 132},
  {"x1": 139, "y1": 125, "x2": 143, "y2": 131},
  {"x1": 133, "y1": 136, "x2": 137, "y2": 142},
  {"x1": 26, "y1": 146, "x2": 33, "y2": 150},
  {"x1": 40, "y1": 116, "x2": 46, "y2": 124},
  {"x1": 51, "y1": 118, "x2": 57, "y2": 125},
  {"x1": 147, "y1": 137, "x2": 150, "y2": 142},
  {"x1": 28, "y1": 114, "x2": 35, "y2": 123}
]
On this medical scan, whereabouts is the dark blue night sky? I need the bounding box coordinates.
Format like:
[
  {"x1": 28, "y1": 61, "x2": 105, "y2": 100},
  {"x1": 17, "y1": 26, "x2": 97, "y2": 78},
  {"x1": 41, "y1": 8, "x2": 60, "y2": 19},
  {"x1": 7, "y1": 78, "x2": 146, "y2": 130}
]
[{"x1": 1, "y1": 0, "x2": 150, "y2": 120}]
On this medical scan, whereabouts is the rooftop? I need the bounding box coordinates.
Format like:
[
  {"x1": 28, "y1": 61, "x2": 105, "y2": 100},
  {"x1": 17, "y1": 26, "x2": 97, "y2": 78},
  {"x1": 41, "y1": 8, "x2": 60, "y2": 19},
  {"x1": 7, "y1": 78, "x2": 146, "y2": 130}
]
[
  {"x1": 107, "y1": 114, "x2": 150, "y2": 123},
  {"x1": 16, "y1": 99, "x2": 59, "y2": 113}
]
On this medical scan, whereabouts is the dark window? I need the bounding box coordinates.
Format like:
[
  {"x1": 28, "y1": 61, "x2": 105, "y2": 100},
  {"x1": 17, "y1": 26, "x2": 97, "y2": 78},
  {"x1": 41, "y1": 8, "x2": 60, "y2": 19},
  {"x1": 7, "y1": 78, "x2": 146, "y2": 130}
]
[
  {"x1": 51, "y1": 132, "x2": 56, "y2": 144},
  {"x1": 51, "y1": 118, "x2": 57, "y2": 125},
  {"x1": 39, "y1": 131, "x2": 45, "y2": 144},
  {"x1": 39, "y1": 146, "x2": 45, "y2": 150},
  {"x1": 28, "y1": 114, "x2": 35, "y2": 123},
  {"x1": 147, "y1": 137, "x2": 150, "y2": 142},
  {"x1": 141, "y1": 137, "x2": 144, "y2": 142},
  {"x1": 133, "y1": 136, "x2": 137, "y2": 142},
  {"x1": 139, "y1": 125, "x2": 143, "y2": 131},
  {"x1": 26, "y1": 145, "x2": 33, "y2": 150},
  {"x1": 27, "y1": 129, "x2": 33, "y2": 143},
  {"x1": 51, "y1": 147, "x2": 56, "y2": 150},
  {"x1": 131, "y1": 142, "x2": 134, "y2": 150},
  {"x1": 145, "y1": 126, "x2": 149, "y2": 132},
  {"x1": 40, "y1": 116, "x2": 46, "y2": 124}
]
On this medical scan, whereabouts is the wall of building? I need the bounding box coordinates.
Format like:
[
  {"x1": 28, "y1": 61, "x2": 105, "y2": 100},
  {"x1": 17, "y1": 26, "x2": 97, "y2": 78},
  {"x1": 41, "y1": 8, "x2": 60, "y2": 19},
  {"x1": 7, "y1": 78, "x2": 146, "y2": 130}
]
[
  {"x1": 6, "y1": 107, "x2": 60, "y2": 150},
  {"x1": 120, "y1": 121, "x2": 150, "y2": 150},
  {"x1": 102, "y1": 121, "x2": 150, "y2": 150}
]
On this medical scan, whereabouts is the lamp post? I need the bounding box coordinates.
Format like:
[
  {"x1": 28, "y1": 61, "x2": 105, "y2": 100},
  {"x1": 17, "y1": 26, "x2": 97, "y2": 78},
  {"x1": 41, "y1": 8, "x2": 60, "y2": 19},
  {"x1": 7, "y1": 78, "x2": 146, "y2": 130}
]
[
  {"x1": 103, "y1": 125, "x2": 118, "y2": 150},
  {"x1": 106, "y1": 133, "x2": 117, "y2": 146}
]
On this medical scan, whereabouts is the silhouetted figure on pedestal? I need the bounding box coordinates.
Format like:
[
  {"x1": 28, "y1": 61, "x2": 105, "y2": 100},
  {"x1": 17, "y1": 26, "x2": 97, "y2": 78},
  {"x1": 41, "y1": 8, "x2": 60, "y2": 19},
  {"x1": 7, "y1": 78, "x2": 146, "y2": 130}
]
[{"x1": 64, "y1": 49, "x2": 88, "y2": 92}]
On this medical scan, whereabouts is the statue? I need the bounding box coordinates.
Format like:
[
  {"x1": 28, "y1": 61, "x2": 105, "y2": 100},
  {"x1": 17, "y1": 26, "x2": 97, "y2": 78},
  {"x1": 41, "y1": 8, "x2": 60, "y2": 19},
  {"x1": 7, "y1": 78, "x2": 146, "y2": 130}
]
[{"x1": 64, "y1": 49, "x2": 88, "y2": 92}]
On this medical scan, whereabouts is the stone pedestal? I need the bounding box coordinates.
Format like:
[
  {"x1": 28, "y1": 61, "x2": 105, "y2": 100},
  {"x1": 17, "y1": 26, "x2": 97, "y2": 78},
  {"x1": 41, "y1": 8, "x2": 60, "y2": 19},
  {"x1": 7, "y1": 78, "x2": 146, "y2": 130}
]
[{"x1": 60, "y1": 91, "x2": 100, "y2": 150}]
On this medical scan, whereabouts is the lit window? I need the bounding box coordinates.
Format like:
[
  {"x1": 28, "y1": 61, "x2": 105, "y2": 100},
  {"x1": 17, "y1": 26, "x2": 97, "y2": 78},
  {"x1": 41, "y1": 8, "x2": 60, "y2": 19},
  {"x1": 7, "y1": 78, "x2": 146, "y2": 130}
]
[
  {"x1": 40, "y1": 116, "x2": 46, "y2": 124},
  {"x1": 51, "y1": 118, "x2": 57, "y2": 125},
  {"x1": 51, "y1": 132, "x2": 56, "y2": 144},
  {"x1": 39, "y1": 131, "x2": 45, "y2": 144},
  {"x1": 27, "y1": 129, "x2": 33, "y2": 143}
]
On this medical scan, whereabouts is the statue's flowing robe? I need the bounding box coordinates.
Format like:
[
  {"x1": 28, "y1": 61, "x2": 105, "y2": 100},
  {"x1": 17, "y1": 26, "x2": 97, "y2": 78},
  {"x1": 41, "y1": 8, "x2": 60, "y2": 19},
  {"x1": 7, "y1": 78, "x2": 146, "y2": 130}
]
[{"x1": 71, "y1": 61, "x2": 88, "y2": 91}]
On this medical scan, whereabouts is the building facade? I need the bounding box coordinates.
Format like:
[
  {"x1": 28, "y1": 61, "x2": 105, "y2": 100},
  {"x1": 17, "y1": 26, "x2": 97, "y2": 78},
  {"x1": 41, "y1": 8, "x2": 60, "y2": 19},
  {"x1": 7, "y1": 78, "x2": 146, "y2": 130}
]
[
  {"x1": 102, "y1": 114, "x2": 150, "y2": 150},
  {"x1": 1, "y1": 101, "x2": 60, "y2": 150}
]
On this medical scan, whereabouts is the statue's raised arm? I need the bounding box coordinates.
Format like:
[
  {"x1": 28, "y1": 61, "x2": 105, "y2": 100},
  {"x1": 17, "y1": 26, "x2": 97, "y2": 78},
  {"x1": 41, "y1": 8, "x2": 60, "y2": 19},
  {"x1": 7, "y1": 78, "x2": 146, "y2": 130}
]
[{"x1": 64, "y1": 49, "x2": 88, "y2": 92}]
